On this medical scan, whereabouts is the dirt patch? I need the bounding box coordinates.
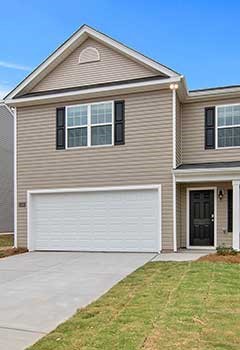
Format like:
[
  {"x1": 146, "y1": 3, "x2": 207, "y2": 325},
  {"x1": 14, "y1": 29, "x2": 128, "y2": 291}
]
[
  {"x1": 0, "y1": 247, "x2": 28, "y2": 259},
  {"x1": 198, "y1": 253, "x2": 240, "y2": 264}
]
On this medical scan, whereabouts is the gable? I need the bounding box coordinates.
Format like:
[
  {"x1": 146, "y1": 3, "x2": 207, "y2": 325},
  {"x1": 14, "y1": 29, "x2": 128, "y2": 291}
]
[
  {"x1": 6, "y1": 25, "x2": 180, "y2": 101},
  {"x1": 30, "y1": 38, "x2": 162, "y2": 93}
]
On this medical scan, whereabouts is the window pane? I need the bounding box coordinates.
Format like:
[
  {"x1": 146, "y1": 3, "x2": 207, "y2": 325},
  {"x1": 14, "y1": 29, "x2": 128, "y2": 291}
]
[
  {"x1": 218, "y1": 127, "x2": 240, "y2": 147},
  {"x1": 91, "y1": 125, "x2": 112, "y2": 145},
  {"x1": 67, "y1": 106, "x2": 88, "y2": 127},
  {"x1": 68, "y1": 127, "x2": 87, "y2": 147},
  {"x1": 218, "y1": 105, "x2": 240, "y2": 126},
  {"x1": 233, "y1": 105, "x2": 240, "y2": 125},
  {"x1": 91, "y1": 103, "x2": 112, "y2": 124}
]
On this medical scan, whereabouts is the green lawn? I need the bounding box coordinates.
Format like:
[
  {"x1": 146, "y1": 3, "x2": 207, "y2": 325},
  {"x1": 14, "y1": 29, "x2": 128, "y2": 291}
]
[
  {"x1": 28, "y1": 262, "x2": 240, "y2": 350},
  {"x1": 0, "y1": 234, "x2": 14, "y2": 247}
]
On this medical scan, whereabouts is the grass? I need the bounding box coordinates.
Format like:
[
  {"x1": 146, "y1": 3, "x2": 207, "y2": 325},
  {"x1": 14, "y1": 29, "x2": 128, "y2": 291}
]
[
  {"x1": 0, "y1": 234, "x2": 14, "y2": 247},
  {"x1": 27, "y1": 261, "x2": 240, "y2": 350}
]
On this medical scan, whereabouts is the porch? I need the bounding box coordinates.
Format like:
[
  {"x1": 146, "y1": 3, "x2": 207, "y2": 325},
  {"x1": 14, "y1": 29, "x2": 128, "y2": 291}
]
[{"x1": 174, "y1": 162, "x2": 240, "y2": 251}]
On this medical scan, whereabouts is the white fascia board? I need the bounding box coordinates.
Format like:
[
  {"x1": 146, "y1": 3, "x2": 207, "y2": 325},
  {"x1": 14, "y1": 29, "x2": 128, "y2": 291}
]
[
  {"x1": 6, "y1": 25, "x2": 180, "y2": 100},
  {"x1": 175, "y1": 174, "x2": 240, "y2": 183},
  {"x1": 174, "y1": 167, "x2": 240, "y2": 174},
  {"x1": 185, "y1": 87, "x2": 240, "y2": 103},
  {"x1": 6, "y1": 76, "x2": 181, "y2": 107},
  {"x1": 189, "y1": 87, "x2": 240, "y2": 97},
  {"x1": 6, "y1": 27, "x2": 87, "y2": 99},
  {"x1": 84, "y1": 26, "x2": 179, "y2": 77}
]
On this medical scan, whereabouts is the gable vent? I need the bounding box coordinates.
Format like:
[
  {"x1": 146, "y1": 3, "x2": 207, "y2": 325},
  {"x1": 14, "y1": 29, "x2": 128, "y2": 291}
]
[{"x1": 79, "y1": 47, "x2": 100, "y2": 64}]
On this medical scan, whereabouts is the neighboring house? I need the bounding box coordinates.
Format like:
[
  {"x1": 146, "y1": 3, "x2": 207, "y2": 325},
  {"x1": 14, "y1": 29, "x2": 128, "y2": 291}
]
[
  {"x1": 4, "y1": 25, "x2": 240, "y2": 252},
  {"x1": 0, "y1": 103, "x2": 13, "y2": 233}
]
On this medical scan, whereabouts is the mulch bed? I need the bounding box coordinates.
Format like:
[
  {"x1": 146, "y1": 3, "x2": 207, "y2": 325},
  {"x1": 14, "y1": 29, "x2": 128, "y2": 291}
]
[
  {"x1": 0, "y1": 247, "x2": 28, "y2": 259},
  {"x1": 198, "y1": 253, "x2": 240, "y2": 264}
]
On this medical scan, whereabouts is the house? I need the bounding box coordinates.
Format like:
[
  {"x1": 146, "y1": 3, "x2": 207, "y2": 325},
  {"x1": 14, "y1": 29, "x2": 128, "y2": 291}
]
[
  {"x1": 4, "y1": 25, "x2": 240, "y2": 252},
  {"x1": 0, "y1": 103, "x2": 14, "y2": 234}
]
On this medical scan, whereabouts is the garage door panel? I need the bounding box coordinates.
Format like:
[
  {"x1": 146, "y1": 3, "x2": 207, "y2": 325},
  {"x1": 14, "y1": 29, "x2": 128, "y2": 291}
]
[{"x1": 30, "y1": 188, "x2": 160, "y2": 252}]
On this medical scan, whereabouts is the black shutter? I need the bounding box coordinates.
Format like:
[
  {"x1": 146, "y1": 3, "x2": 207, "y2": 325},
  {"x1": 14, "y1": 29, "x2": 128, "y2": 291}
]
[
  {"x1": 205, "y1": 107, "x2": 215, "y2": 149},
  {"x1": 56, "y1": 107, "x2": 65, "y2": 149},
  {"x1": 114, "y1": 101, "x2": 125, "y2": 145},
  {"x1": 228, "y1": 189, "x2": 233, "y2": 232}
]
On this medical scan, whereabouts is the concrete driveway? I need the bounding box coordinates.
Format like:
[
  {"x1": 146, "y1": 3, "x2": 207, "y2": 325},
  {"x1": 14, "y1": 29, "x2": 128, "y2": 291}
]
[{"x1": 0, "y1": 252, "x2": 155, "y2": 350}]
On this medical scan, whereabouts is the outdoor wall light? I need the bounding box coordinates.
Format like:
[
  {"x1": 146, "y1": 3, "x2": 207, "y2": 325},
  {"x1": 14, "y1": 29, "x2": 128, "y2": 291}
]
[
  {"x1": 218, "y1": 188, "x2": 224, "y2": 200},
  {"x1": 170, "y1": 83, "x2": 179, "y2": 90}
]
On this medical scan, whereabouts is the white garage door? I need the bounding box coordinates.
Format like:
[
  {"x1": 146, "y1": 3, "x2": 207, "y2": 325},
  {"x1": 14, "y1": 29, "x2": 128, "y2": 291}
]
[{"x1": 29, "y1": 187, "x2": 161, "y2": 252}]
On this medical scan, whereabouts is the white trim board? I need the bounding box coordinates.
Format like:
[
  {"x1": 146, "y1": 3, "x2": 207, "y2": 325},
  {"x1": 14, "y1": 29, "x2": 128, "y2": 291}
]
[
  {"x1": 27, "y1": 184, "x2": 162, "y2": 252},
  {"x1": 13, "y1": 107, "x2": 17, "y2": 248},
  {"x1": 232, "y1": 180, "x2": 240, "y2": 251},
  {"x1": 186, "y1": 187, "x2": 217, "y2": 250},
  {"x1": 175, "y1": 174, "x2": 240, "y2": 183},
  {"x1": 5, "y1": 77, "x2": 181, "y2": 106}
]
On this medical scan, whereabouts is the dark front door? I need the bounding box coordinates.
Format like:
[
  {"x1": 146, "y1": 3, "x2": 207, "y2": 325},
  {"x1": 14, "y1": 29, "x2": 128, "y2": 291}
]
[{"x1": 189, "y1": 190, "x2": 214, "y2": 246}]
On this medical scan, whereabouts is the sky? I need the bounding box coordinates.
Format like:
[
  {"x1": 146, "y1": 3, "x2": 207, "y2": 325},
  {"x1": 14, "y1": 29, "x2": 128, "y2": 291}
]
[{"x1": 1, "y1": 0, "x2": 240, "y2": 98}]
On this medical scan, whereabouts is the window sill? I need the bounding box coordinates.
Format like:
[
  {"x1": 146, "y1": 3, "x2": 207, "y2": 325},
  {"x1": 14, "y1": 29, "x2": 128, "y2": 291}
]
[
  {"x1": 216, "y1": 146, "x2": 240, "y2": 150},
  {"x1": 65, "y1": 144, "x2": 115, "y2": 151}
]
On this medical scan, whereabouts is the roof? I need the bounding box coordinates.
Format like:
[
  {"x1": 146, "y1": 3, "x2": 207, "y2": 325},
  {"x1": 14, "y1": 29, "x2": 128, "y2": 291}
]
[
  {"x1": 190, "y1": 84, "x2": 240, "y2": 93},
  {"x1": 4, "y1": 24, "x2": 240, "y2": 104},
  {"x1": 5, "y1": 24, "x2": 180, "y2": 100},
  {"x1": 176, "y1": 161, "x2": 240, "y2": 170},
  {"x1": 186, "y1": 82, "x2": 240, "y2": 102}
]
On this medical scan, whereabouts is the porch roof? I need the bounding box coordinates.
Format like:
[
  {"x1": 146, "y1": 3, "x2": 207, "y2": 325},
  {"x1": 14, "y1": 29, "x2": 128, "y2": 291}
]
[
  {"x1": 177, "y1": 161, "x2": 240, "y2": 170},
  {"x1": 174, "y1": 161, "x2": 240, "y2": 183}
]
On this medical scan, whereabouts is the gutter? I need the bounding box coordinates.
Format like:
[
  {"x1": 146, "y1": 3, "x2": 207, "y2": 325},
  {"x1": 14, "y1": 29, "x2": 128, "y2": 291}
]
[
  {"x1": 174, "y1": 167, "x2": 240, "y2": 174},
  {"x1": 5, "y1": 76, "x2": 182, "y2": 107}
]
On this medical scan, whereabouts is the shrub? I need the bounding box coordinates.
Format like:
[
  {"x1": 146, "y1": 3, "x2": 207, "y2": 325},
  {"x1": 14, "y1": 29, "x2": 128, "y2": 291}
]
[{"x1": 216, "y1": 245, "x2": 238, "y2": 256}]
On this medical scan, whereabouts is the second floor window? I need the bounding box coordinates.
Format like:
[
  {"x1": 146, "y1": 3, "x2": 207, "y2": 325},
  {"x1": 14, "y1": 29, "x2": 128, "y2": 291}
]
[
  {"x1": 217, "y1": 104, "x2": 240, "y2": 148},
  {"x1": 66, "y1": 101, "x2": 113, "y2": 148}
]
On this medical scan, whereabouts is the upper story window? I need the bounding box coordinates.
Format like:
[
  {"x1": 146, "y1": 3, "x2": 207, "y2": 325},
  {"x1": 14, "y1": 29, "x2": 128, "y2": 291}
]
[
  {"x1": 66, "y1": 101, "x2": 113, "y2": 148},
  {"x1": 217, "y1": 104, "x2": 240, "y2": 148}
]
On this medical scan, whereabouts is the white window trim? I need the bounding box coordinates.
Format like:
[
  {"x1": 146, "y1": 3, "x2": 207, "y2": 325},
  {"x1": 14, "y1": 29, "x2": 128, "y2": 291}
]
[
  {"x1": 186, "y1": 187, "x2": 217, "y2": 250},
  {"x1": 65, "y1": 100, "x2": 114, "y2": 149},
  {"x1": 216, "y1": 103, "x2": 240, "y2": 149}
]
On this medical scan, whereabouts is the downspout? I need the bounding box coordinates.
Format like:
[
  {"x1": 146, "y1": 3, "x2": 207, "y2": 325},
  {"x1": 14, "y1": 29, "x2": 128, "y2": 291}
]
[
  {"x1": 170, "y1": 83, "x2": 178, "y2": 252},
  {"x1": 13, "y1": 107, "x2": 17, "y2": 248}
]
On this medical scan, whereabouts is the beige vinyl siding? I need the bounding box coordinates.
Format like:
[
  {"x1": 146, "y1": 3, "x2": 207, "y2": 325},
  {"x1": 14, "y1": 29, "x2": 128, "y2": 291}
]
[
  {"x1": 179, "y1": 182, "x2": 232, "y2": 248},
  {"x1": 182, "y1": 97, "x2": 240, "y2": 164},
  {"x1": 17, "y1": 89, "x2": 174, "y2": 250},
  {"x1": 176, "y1": 94, "x2": 182, "y2": 167},
  {"x1": 31, "y1": 38, "x2": 160, "y2": 93}
]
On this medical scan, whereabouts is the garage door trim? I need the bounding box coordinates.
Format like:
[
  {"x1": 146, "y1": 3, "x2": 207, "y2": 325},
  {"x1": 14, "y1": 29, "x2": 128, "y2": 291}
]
[{"x1": 27, "y1": 184, "x2": 162, "y2": 252}]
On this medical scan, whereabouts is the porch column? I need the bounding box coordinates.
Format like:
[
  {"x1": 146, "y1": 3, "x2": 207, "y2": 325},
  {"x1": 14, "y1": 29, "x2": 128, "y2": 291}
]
[{"x1": 232, "y1": 180, "x2": 240, "y2": 251}]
